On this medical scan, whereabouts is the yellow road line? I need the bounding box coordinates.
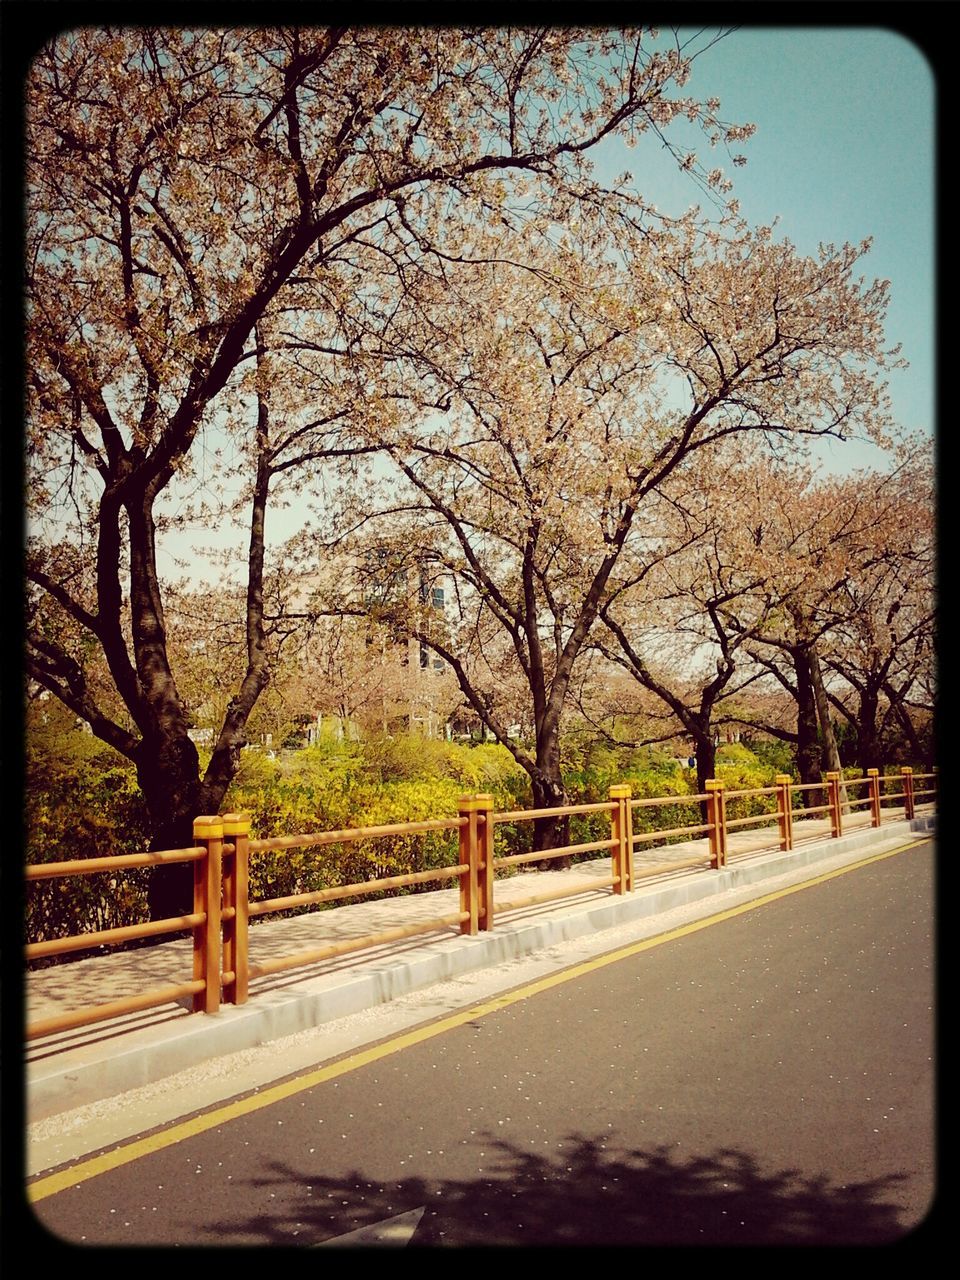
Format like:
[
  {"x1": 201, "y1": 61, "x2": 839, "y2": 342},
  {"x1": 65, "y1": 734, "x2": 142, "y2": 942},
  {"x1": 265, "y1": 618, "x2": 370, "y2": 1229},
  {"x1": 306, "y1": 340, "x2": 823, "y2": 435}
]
[{"x1": 28, "y1": 837, "x2": 927, "y2": 1204}]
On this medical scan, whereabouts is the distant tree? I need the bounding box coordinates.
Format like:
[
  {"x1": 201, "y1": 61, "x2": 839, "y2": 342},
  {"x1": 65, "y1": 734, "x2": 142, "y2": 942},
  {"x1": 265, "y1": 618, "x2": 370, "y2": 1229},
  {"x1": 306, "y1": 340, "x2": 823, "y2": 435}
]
[
  {"x1": 593, "y1": 447, "x2": 780, "y2": 798},
  {"x1": 716, "y1": 457, "x2": 934, "y2": 788},
  {"x1": 817, "y1": 455, "x2": 935, "y2": 770}
]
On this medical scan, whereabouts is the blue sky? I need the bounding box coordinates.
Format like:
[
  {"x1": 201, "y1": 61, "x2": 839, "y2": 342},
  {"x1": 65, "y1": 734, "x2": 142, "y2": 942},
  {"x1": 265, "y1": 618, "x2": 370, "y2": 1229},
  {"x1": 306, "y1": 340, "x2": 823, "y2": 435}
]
[{"x1": 593, "y1": 23, "x2": 935, "y2": 473}]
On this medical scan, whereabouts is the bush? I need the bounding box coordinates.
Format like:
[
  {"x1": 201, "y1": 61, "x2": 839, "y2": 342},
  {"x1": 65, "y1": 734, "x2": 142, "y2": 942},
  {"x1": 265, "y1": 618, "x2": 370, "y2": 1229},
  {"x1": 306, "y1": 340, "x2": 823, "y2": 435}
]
[
  {"x1": 222, "y1": 737, "x2": 530, "y2": 910},
  {"x1": 740, "y1": 736, "x2": 796, "y2": 777},
  {"x1": 30, "y1": 722, "x2": 790, "y2": 950},
  {"x1": 25, "y1": 715, "x2": 151, "y2": 958},
  {"x1": 714, "y1": 747, "x2": 779, "y2": 827}
]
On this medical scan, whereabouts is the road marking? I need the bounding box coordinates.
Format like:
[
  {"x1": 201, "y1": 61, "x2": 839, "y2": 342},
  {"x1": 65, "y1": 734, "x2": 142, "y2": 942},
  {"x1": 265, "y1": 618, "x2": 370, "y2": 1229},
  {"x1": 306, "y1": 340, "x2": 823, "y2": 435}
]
[
  {"x1": 317, "y1": 1205, "x2": 425, "y2": 1246},
  {"x1": 27, "y1": 838, "x2": 927, "y2": 1204}
]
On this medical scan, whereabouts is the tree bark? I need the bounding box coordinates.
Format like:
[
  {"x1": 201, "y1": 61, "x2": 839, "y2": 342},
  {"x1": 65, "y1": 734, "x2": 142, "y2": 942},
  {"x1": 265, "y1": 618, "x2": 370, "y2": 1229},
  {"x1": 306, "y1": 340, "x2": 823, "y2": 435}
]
[
  {"x1": 808, "y1": 645, "x2": 843, "y2": 774},
  {"x1": 855, "y1": 686, "x2": 882, "y2": 773},
  {"x1": 792, "y1": 649, "x2": 823, "y2": 809},
  {"x1": 530, "y1": 771, "x2": 569, "y2": 862},
  {"x1": 694, "y1": 734, "x2": 718, "y2": 808},
  {"x1": 136, "y1": 733, "x2": 205, "y2": 924},
  {"x1": 808, "y1": 643, "x2": 849, "y2": 811}
]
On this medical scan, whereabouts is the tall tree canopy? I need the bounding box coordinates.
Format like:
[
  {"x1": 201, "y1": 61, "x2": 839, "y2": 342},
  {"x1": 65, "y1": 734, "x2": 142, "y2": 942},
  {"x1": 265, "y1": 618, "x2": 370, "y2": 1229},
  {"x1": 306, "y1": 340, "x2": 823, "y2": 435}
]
[{"x1": 309, "y1": 212, "x2": 904, "y2": 843}]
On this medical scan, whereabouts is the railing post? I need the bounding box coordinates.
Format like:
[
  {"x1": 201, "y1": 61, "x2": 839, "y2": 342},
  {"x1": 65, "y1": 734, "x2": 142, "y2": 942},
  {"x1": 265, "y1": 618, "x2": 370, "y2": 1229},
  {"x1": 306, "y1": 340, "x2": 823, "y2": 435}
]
[
  {"x1": 221, "y1": 812, "x2": 250, "y2": 1006},
  {"x1": 459, "y1": 794, "x2": 494, "y2": 934},
  {"x1": 705, "y1": 780, "x2": 726, "y2": 869},
  {"x1": 609, "y1": 784, "x2": 633, "y2": 895},
  {"x1": 458, "y1": 795, "x2": 481, "y2": 935},
  {"x1": 906, "y1": 768, "x2": 921, "y2": 819},
  {"x1": 624, "y1": 786, "x2": 634, "y2": 892},
  {"x1": 192, "y1": 816, "x2": 223, "y2": 1014},
  {"x1": 476, "y1": 793, "x2": 495, "y2": 932},
  {"x1": 867, "y1": 768, "x2": 882, "y2": 827},
  {"x1": 901, "y1": 768, "x2": 916, "y2": 819},
  {"x1": 776, "y1": 774, "x2": 794, "y2": 851},
  {"x1": 826, "y1": 772, "x2": 843, "y2": 839}
]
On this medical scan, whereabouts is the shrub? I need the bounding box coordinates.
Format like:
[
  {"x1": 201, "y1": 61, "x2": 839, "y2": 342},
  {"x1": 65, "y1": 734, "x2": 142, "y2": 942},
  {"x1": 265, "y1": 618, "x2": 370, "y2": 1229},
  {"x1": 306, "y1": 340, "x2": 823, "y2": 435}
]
[
  {"x1": 714, "y1": 747, "x2": 779, "y2": 827},
  {"x1": 25, "y1": 718, "x2": 151, "y2": 959},
  {"x1": 222, "y1": 738, "x2": 530, "y2": 911}
]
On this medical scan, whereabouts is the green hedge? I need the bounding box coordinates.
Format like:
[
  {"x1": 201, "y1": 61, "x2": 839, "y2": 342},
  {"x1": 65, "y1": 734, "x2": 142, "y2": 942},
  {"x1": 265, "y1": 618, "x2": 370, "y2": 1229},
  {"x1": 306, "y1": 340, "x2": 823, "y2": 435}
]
[
  {"x1": 25, "y1": 724, "x2": 152, "y2": 962},
  {"x1": 27, "y1": 729, "x2": 796, "y2": 954},
  {"x1": 222, "y1": 737, "x2": 530, "y2": 912}
]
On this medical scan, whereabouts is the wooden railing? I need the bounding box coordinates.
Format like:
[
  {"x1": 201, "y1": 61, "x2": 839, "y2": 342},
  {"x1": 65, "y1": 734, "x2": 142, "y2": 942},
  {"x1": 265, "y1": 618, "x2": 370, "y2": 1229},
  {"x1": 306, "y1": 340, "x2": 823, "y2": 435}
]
[
  {"x1": 25, "y1": 819, "x2": 222, "y2": 1039},
  {"x1": 25, "y1": 768, "x2": 935, "y2": 1040}
]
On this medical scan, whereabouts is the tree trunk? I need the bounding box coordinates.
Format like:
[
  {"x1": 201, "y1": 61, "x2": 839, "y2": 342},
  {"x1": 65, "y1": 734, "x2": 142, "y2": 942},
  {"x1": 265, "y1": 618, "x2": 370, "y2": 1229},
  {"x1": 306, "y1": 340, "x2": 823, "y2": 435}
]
[
  {"x1": 531, "y1": 774, "x2": 569, "y2": 859},
  {"x1": 694, "y1": 735, "x2": 717, "y2": 797},
  {"x1": 692, "y1": 730, "x2": 717, "y2": 827},
  {"x1": 793, "y1": 650, "x2": 823, "y2": 809},
  {"x1": 530, "y1": 727, "x2": 569, "y2": 866},
  {"x1": 883, "y1": 684, "x2": 929, "y2": 766},
  {"x1": 809, "y1": 646, "x2": 843, "y2": 775},
  {"x1": 136, "y1": 731, "x2": 218, "y2": 924},
  {"x1": 809, "y1": 645, "x2": 848, "y2": 812},
  {"x1": 855, "y1": 688, "x2": 881, "y2": 773}
]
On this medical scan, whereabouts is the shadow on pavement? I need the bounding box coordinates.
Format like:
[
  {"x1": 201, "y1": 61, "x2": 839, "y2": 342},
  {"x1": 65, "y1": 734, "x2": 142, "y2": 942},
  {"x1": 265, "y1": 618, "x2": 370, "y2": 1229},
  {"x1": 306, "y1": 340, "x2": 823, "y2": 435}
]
[
  {"x1": 34, "y1": 1132, "x2": 923, "y2": 1248},
  {"x1": 227, "y1": 1136, "x2": 922, "y2": 1247}
]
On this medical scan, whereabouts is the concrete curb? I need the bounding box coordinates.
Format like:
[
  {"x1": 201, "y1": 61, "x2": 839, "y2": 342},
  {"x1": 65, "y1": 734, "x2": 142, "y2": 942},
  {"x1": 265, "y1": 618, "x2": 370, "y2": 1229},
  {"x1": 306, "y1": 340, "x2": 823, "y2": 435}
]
[{"x1": 26, "y1": 815, "x2": 934, "y2": 1120}]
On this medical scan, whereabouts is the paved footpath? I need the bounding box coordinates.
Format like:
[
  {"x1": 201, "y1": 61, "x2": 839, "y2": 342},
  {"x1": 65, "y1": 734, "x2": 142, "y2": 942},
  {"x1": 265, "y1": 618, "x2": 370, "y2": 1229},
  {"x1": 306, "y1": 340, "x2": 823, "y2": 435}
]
[{"x1": 25, "y1": 810, "x2": 934, "y2": 1125}]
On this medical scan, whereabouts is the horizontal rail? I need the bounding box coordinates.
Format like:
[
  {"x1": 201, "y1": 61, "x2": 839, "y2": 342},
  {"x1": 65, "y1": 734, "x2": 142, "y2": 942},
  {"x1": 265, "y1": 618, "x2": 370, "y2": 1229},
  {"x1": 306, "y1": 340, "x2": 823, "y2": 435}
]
[
  {"x1": 250, "y1": 815, "x2": 466, "y2": 855},
  {"x1": 26, "y1": 912, "x2": 205, "y2": 961},
  {"x1": 27, "y1": 980, "x2": 206, "y2": 1041},
  {"x1": 498, "y1": 875, "x2": 618, "y2": 913},
  {"x1": 248, "y1": 912, "x2": 471, "y2": 979},
  {"x1": 791, "y1": 801, "x2": 831, "y2": 818},
  {"x1": 249, "y1": 863, "x2": 468, "y2": 917},
  {"x1": 633, "y1": 821, "x2": 713, "y2": 843},
  {"x1": 497, "y1": 838, "x2": 617, "y2": 869},
  {"x1": 494, "y1": 801, "x2": 615, "y2": 823},
  {"x1": 26, "y1": 846, "x2": 204, "y2": 880},
  {"x1": 631, "y1": 792, "x2": 709, "y2": 809},
  {"x1": 633, "y1": 854, "x2": 713, "y2": 878},
  {"x1": 724, "y1": 811, "x2": 778, "y2": 833}
]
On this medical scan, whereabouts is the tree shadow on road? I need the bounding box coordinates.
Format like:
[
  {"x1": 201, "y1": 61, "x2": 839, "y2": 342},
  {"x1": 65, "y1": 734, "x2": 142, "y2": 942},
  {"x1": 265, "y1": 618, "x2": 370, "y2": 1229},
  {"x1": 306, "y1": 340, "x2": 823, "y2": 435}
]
[{"x1": 198, "y1": 1131, "x2": 926, "y2": 1247}]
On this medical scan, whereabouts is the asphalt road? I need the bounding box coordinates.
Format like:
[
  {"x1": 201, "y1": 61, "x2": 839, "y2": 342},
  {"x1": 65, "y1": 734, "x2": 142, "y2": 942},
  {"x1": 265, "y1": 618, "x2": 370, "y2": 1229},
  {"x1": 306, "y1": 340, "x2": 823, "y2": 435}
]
[{"x1": 26, "y1": 839, "x2": 935, "y2": 1248}]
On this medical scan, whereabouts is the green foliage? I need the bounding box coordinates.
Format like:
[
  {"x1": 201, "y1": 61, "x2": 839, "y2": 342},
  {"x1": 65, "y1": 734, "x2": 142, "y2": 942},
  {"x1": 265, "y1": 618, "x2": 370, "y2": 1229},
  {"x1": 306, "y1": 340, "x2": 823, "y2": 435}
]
[
  {"x1": 222, "y1": 737, "x2": 530, "y2": 911},
  {"x1": 26, "y1": 722, "x2": 807, "y2": 953},
  {"x1": 25, "y1": 710, "x2": 151, "y2": 958},
  {"x1": 622, "y1": 767, "x2": 704, "y2": 851},
  {"x1": 714, "y1": 746, "x2": 780, "y2": 827},
  {"x1": 715, "y1": 742, "x2": 757, "y2": 765},
  {"x1": 741, "y1": 735, "x2": 796, "y2": 777}
]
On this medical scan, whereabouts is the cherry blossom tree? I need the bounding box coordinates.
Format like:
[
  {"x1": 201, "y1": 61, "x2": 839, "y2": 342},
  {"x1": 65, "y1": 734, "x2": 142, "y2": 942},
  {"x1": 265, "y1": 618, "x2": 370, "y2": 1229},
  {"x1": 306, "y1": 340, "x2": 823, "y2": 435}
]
[
  {"x1": 27, "y1": 26, "x2": 759, "y2": 915},
  {"x1": 711, "y1": 456, "x2": 935, "y2": 787},
  {"x1": 310, "y1": 209, "x2": 904, "y2": 848},
  {"x1": 816, "y1": 456, "x2": 935, "y2": 770},
  {"x1": 590, "y1": 446, "x2": 781, "y2": 796}
]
